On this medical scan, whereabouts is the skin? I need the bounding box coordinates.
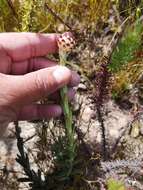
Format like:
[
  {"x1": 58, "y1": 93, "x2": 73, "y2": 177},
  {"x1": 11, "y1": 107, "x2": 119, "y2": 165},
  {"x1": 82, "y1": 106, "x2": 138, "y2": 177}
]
[{"x1": 0, "y1": 32, "x2": 80, "y2": 134}]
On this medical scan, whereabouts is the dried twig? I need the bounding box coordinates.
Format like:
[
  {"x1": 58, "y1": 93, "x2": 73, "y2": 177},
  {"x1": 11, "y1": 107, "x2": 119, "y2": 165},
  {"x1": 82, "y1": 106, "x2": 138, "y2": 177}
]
[
  {"x1": 6, "y1": 0, "x2": 18, "y2": 19},
  {"x1": 44, "y1": 3, "x2": 73, "y2": 31}
]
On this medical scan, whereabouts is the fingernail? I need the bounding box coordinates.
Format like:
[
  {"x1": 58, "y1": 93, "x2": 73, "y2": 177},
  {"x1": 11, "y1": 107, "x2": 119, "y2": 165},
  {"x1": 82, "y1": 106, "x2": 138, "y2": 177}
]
[
  {"x1": 54, "y1": 106, "x2": 62, "y2": 117},
  {"x1": 68, "y1": 88, "x2": 76, "y2": 101},
  {"x1": 53, "y1": 66, "x2": 71, "y2": 84},
  {"x1": 71, "y1": 71, "x2": 80, "y2": 86}
]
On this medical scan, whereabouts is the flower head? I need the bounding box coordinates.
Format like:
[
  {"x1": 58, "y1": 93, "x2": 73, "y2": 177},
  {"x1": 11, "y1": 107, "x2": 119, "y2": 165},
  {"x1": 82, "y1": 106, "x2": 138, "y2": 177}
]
[{"x1": 57, "y1": 32, "x2": 76, "y2": 52}]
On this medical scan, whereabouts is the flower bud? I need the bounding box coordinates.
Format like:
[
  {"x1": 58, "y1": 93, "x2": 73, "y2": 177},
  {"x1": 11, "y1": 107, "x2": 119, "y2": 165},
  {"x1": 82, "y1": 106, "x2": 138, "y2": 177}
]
[{"x1": 57, "y1": 32, "x2": 76, "y2": 52}]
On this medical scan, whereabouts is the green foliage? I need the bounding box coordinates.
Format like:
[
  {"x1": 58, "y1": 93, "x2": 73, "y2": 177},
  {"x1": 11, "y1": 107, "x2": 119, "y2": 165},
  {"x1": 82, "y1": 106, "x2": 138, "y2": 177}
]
[
  {"x1": 111, "y1": 19, "x2": 143, "y2": 97},
  {"x1": 107, "y1": 178, "x2": 126, "y2": 190},
  {"x1": 110, "y1": 19, "x2": 143, "y2": 72},
  {"x1": 51, "y1": 136, "x2": 76, "y2": 180}
]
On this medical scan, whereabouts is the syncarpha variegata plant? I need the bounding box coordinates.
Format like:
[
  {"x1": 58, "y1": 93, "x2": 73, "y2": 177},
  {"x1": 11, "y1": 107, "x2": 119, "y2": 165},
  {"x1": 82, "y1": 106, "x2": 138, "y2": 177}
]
[{"x1": 57, "y1": 32, "x2": 76, "y2": 178}]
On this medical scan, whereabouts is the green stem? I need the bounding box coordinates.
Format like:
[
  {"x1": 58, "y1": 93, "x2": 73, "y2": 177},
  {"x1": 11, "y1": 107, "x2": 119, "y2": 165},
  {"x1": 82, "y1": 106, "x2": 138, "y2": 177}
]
[{"x1": 59, "y1": 51, "x2": 75, "y2": 177}]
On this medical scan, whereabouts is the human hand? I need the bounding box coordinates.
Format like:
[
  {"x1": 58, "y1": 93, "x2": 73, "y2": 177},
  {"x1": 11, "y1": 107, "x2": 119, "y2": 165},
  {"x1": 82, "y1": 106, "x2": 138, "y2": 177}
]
[{"x1": 0, "y1": 32, "x2": 80, "y2": 132}]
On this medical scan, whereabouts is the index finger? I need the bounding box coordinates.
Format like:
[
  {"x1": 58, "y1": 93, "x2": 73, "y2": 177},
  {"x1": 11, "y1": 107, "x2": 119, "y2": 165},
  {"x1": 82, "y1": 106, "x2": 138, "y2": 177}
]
[{"x1": 0, "y1": 32, "x2": 59, "y2": 62}]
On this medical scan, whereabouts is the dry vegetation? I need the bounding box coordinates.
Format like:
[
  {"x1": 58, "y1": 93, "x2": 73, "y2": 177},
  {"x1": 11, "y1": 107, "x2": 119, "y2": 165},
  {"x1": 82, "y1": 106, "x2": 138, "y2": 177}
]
[{"x1": 1, "y1": 0, "x2": 143, "y2": 190}]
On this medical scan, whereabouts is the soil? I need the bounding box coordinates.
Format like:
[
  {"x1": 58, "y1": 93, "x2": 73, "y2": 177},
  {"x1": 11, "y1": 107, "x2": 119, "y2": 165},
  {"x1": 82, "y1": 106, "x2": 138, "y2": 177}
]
[{"x1": 1, "y1": 82, "x2": 143, "y2": 189}]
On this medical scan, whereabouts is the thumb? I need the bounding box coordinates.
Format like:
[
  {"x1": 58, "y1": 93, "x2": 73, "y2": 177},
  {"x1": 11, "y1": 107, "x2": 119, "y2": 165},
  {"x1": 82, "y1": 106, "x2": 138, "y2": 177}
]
[{"x1": 5, "y1": 66, "x2": 71, "y2": 106}]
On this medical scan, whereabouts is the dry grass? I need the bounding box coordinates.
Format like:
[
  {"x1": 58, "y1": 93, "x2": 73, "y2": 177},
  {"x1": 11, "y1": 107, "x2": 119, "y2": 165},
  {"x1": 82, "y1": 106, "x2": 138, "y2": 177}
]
[{"x1": 0, "y1": 0, "x2": 143, "y2": 190}]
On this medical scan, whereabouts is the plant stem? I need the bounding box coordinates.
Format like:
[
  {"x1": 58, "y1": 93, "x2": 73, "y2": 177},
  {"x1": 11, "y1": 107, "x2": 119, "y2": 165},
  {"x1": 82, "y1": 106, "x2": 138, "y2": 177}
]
[{"x1": 59, "y1": 51, "x2": 75, "y2": 176}]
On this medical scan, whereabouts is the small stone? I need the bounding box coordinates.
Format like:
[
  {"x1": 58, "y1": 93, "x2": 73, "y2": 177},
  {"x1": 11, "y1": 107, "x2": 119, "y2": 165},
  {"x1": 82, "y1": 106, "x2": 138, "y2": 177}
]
[
  {"x1": 73, "y1": 102, "x2": 80, "y2": 111},
  {"x1": 78, "y1": 83, "x2": 87, "y2": 90},
  {"x1": 139, "y1": 119, "x2": 143, "y2": 135},
  {"x1": 81, "y1": 107, "x2": 93, "y2": 123},
  {"x1": 57, "y1": 24, "x2": 65, "y2": 32},
  {"x1": 130, "y1": 120, "x2": 140, "y2": 138}
]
